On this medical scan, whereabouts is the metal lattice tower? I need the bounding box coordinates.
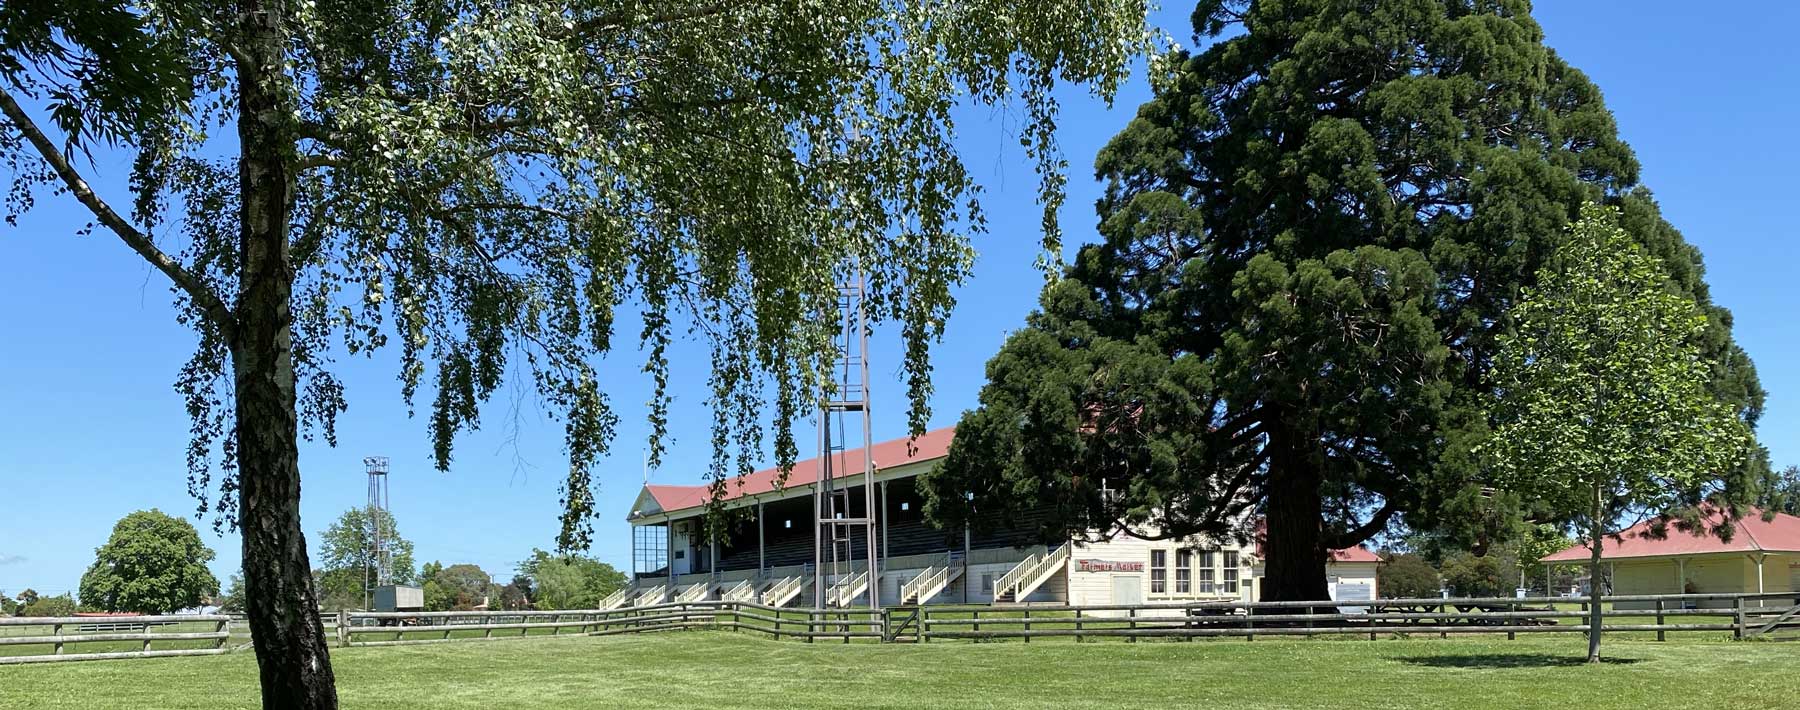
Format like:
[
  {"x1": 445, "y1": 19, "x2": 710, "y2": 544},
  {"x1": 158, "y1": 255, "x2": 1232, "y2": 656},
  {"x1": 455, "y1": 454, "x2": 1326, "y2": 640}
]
[
  {"x1": 364, "y1": 456, "x2": 392, "y2": 609},
  {"x1": 814, "y1": 272, "x2": 879, "y2": 609}
]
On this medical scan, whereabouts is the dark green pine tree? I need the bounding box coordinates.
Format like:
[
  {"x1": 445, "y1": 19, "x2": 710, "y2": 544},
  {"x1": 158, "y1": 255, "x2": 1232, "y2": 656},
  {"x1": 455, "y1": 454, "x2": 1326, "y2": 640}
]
[{"x1": 921, "y1": 0, "x2": 1765, "y2": 601}]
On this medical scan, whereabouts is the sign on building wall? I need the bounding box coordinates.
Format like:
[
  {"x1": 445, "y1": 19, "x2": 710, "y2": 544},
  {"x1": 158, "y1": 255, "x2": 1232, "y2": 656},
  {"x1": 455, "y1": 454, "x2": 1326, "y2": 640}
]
[{"x1": 1076, "y1": 559, "x2": 1145, "y2": 573}]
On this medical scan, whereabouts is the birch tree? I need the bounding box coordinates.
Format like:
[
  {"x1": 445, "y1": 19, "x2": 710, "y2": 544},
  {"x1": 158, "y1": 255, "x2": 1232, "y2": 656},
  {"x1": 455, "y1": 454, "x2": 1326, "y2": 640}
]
[{"x1": 0, "y1": 0, "x2": 1153, "y2": 705}]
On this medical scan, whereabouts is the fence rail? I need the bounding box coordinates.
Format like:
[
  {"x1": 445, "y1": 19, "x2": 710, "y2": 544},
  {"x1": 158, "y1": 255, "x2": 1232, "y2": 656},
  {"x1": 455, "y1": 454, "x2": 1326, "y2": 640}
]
[
  {"x1": 332, "y1": 591, "x2": 1798, "y2": 647},
  {"x1": 0, "y1": 614, "x2": 232, "y2": 665},
  {"x1": 7, "y1": 592, "x2": 1793, "y2": 664}
]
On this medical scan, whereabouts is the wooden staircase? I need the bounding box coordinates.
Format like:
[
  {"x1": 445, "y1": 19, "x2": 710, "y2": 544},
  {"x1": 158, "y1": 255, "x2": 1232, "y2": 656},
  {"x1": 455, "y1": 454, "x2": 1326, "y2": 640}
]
[
  {"x1": 900, "y1": 552, "x2": 965, "y2": 605},
  {"x1": 825, "y1": 570, "x2": 873, "y2": 608},
  {"x1": 719, "y1": 579, "x2": 757, "y2": 603},
  {"x1": 630, "y1": 584, "x2": 669, "y2": 607},
  {"x1": 675, "y1": 581, "x2": 712, "y2": 603},
  {"x1": 597, "y1": 587, "x2": 632, "y2": 610},
  {"x1": 992, "y1": 543, "x2": 1069, "y2": 603},
  {"x1": 760, "y1": 575, "x2": 809, "y2": 607}
]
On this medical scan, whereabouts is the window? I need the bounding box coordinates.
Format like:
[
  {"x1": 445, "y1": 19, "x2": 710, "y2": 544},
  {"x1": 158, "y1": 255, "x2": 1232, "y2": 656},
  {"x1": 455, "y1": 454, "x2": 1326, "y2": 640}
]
[
  {"x1": 1150, "y1": 549, "x2": 1167, "y2": 594},
  {"x1": 1199, "y1": 566, "x2": 1215, "y2": 594},
  {"x1": 900, "y1": 502, "x2": 910, "y2": 511},
  {"x1": 1222, "y1": 550, "x2": 1239, "y2": 593},
  {"x1": 784, "y1": 519, "x2": 792, "y2": 529},
  {"x1": 1175, "y1": 549, "x2": 1192, "y2": 594},
  {"x1": 1198, "y1": 550, "x2": 1215, "y2": 569},
  {"x1": 982, "y1": 574, "x2": 995, "y2": 595}
]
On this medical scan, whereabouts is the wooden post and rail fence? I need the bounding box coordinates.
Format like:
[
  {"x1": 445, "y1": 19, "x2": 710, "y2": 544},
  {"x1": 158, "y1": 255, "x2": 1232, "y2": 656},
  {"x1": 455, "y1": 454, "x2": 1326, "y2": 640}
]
[{"x1": 2, "y1": 592, "x2": 1794, "y2": 664}]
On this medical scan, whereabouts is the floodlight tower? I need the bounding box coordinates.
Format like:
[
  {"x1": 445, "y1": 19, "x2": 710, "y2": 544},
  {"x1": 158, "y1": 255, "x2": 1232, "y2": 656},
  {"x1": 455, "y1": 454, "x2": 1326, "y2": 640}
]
[
  {"x1": 813, "y1": 271, "x2": 879, "y2": 610},
  {"x1": 364, "y1": 456, "x2": 392, "y2": 609}
]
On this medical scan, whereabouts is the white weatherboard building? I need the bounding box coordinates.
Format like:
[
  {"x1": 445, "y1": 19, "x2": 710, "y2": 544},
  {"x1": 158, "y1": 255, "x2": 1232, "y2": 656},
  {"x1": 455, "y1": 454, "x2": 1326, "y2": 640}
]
[{"x1": 619, "y1": 427, "x2": 1378, "y2": 609}]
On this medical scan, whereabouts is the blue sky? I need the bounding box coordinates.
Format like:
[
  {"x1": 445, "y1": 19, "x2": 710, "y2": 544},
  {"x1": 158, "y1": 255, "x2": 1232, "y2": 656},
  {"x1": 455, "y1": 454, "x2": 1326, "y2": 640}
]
[{"x1": 2, "y1": 3, "x2": 1796, "y2": 597}]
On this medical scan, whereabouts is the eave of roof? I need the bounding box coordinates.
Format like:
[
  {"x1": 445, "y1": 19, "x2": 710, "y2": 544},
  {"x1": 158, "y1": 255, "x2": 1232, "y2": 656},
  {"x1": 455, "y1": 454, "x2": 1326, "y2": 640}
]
[
  {"x1": 628, "y1": 426, "x2": 957, "y2": 519},
  {"x1": 1540, "y1": 508, "x2": 1800, "y2": 562}
]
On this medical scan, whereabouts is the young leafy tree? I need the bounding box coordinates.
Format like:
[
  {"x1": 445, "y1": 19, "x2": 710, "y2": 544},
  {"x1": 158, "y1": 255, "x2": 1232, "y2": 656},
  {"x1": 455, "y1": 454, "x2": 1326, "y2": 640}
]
[
  {"x1": 1484, "y1": 203, "x2": 1752, "y2": 663},
  {"x1": 922, "y1": 0, "x2": 1764, "y2": 603},
  {"x1": 1376, "y1": 554, "x2": 1441, "y2": 600},
  {"x1": 422, "y1": 564, "x2": 494, "y2": 611},
  {"x1": 1, "y1": 1, "x2": 1153, "y2": 705},
  {"x1": 218, "y1": 573, "x2": 248, "y2": 614},
  {"x1": 19, "y1": 594, "x2": 78, "y2": 618},
  {"x1": 519, "y1": 548, "x2": 626, "y2": 610},
  {"x1": 315, "y1": 507, "x2": 418, "y2": 607},
  {"x1": 78, "y1": 510, "x2": 221, "y2": 614}
]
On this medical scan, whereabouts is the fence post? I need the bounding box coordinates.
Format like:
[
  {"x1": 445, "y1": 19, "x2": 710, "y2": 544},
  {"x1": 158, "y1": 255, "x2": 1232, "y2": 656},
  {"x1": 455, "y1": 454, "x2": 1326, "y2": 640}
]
[
  {"x1": 216, "y1": 618, "x2": 229, "y2": 651},
  {"x1": 1074, "y1": 608, "x2": 1084, "y2": 644},
  {"x1": 54, "y1": 622, "x2": 63, "y2": 655},
  {"x1": 336, "y1": 610, "x2": 349, "y2": 648},
  {"x1": 972, "y1": 609, "x2": 980, "y2": 637},
  {"x1": 1023, "y1": 609, "x2": 1030, "y2": 644},
  {"x1": 1507, "y1": 602, "x2": 1516, "y2": 641},
  {"x1": 1245, "y1": 608, "x2": 1254, "y2": 642},
  {"x1": 1734, "y1": 596, "x2": 1746, "y2": 640},
  {"x1": 1128, "y1": 608, "x2": 1137, "y2": 644},
  {"x1": 1655, "y1": 600, "x2": 1665, "y2": 642},
  {"x1": 805, "y1": 610, "x2": 814, "y2": 644}
]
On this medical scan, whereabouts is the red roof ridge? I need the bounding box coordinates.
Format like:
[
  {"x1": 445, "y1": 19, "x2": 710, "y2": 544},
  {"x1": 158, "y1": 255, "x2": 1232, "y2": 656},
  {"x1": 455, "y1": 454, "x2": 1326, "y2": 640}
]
[{"x1": 634, "y1": 426, "x2": 957, "y2": 516}]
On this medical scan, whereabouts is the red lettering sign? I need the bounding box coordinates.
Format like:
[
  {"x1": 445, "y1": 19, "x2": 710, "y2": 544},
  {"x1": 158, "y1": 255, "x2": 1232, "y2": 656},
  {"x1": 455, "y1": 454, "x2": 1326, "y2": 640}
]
[{"x1": 1076, "y1": 559, "x2": 1145, "y2": 572}]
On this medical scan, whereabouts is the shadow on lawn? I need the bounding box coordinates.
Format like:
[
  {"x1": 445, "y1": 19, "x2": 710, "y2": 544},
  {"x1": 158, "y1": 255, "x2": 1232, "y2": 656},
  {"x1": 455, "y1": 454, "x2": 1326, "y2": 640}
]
[{"x1": 1399, "y1": 654, "x2": 1643, "y2": 669}]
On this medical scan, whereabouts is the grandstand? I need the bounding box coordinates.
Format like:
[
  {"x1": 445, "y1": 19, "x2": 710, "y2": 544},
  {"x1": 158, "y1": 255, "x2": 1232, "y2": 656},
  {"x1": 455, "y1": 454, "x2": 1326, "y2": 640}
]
[{"x1": 621, "y1": 427, "x2": 1378, "y2": 608}]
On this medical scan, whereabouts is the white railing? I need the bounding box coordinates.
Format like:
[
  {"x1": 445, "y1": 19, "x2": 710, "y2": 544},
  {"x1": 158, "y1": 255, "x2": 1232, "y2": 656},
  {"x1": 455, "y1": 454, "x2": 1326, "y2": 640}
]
[
  {"x1": 995, "y1": 543, "x2": 1068, "y2": 601},
  {"x1": 901, "y1": 552, "x2": 964, "y2": 604},
  {"x1": 720, "y1": 579, "x2": 756, "y2": 602},
  {"x1": 827, "y1": 571, "x2": 872, "y2": 608},
  {"x1": 761, "y1": 576, "x2": 807, "y2": 607},
  {"x1": 900, "y1": 567, "x2": 943, "y2": 604},
  {"x1": 632, "y1": 585, "x2": 669, "y2": 607},
  {"x1": 597, "y1": 588, "x2": 631, "y2": 611},
  {"x1": 675, "y1": 582, "x2": 711, "y2": 603}
]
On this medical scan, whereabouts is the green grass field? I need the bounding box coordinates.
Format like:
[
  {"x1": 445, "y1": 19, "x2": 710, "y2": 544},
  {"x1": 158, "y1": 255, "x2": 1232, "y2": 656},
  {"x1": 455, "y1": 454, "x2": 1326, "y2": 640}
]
[{"x1": 2, "y1": 631, "x2": 1793, "y2": 709}]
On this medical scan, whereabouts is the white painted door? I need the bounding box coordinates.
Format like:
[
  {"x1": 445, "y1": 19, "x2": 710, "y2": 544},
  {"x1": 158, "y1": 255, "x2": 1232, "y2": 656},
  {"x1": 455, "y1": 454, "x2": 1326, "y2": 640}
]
[{"x1": 1112, "y1": 575, "x2": 1143, "y2": 606}]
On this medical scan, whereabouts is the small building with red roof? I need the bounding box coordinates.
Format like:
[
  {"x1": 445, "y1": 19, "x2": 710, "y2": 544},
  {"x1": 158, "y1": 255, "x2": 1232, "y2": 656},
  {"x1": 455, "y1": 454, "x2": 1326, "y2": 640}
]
[
  {"x1": 622, "y1": 425, "x2": 1380, "y2": 608},
  {"x1": 1540, "y1": 508, "x2": 1800, "y2": 608}
]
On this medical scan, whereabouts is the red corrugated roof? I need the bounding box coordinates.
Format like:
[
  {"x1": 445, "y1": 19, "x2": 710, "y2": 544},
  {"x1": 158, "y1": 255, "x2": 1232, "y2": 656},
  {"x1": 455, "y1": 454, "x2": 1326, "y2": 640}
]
[
  {"x1": 1246, "y1": 521, "x2": 1382, "y2": 563},
  {"x1": 1331, "y1": 545, "x2": 1382, "y2": 563},
  {"x1": 639, "y1": 426, "x2": 957, "y2": 515},
  {"x1": 1541, "y1": 508, "x2": 1800, "y2": 562}
]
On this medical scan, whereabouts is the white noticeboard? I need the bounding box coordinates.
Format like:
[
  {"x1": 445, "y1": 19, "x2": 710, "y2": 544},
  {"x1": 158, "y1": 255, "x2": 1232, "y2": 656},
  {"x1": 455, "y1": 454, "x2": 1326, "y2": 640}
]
[{"x1": 1332, "y1": 582, "x2": 1372, "y2": 615}]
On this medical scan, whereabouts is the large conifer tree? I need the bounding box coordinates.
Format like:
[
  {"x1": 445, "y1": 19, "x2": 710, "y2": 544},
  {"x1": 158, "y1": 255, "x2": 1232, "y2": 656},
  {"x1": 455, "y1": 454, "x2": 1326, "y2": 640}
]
[{"x1": 921, "y1": 0, "x2": 1764, "y2": 601}]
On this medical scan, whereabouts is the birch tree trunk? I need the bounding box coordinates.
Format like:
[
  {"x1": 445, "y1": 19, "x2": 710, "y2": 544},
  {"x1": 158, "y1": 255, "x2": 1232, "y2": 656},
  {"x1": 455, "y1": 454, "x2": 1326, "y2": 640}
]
[{"x1": 234, "y1": 0, "x2": 338, "y2": 705}]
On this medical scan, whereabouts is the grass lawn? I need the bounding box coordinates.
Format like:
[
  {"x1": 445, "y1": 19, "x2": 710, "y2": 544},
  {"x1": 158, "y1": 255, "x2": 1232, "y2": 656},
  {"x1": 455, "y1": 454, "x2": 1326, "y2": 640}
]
[{"x1": 1, "y1": 631, "x2": 1792, "y2": 709}]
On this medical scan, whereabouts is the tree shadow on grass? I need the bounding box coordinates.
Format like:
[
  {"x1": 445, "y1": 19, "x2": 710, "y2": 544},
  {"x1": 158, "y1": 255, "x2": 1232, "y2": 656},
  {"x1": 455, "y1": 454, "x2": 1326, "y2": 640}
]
[{"x1": 1399, "y1": 654, "x2": 1643, "y2": 669}]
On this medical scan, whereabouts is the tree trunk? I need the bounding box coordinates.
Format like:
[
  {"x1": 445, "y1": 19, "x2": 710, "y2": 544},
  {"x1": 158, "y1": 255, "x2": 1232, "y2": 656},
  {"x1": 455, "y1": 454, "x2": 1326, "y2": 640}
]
[
  {"x1": 1586, "y1": 483, "x2": 1605, "y2": 664},
  {"x1": 235, "y1": 0, "x2": 337, "y2": 705},
  {"x1": 1260, "y1": 426, "x2": 1330, "y2": 604}
]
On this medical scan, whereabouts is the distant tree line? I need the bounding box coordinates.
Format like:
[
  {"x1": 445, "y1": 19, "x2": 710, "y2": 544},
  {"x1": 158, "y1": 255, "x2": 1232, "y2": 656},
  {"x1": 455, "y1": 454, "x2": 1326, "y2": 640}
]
[{"x1": 4, "y1": 506, "x2": 625, "y2": 618}]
